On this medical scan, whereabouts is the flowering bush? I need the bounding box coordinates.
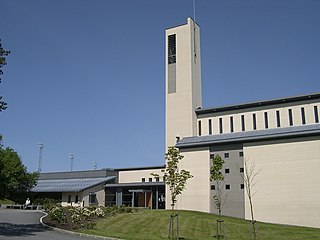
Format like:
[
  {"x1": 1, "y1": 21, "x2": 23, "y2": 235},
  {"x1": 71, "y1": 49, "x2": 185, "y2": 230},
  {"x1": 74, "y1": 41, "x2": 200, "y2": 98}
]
[{"x1": 46, "y1": 204, "x2": 137, "y2": 230}]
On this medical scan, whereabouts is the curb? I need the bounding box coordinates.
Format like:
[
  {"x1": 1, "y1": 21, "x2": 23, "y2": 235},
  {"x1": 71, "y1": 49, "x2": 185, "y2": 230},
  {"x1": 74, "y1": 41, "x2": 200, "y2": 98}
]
[{"x1": 39, "y1": 211, "x2": 122, "y2": 240}]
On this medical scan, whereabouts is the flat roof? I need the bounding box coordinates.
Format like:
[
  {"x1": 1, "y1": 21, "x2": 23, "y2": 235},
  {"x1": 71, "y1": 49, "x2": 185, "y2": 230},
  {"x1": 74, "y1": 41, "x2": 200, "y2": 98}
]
[
  {"x1": 32, "y1": 176, "x2": 116, "y2": 193},
  {"x1": 196, "y1": 92, "x2": 320, "y2": 115},
  {"x1": 176, "y1": 124, "x2": 320, "y2": 148},
  {"x1": 114, "y1": 165, "x2": 165, "y2": 172},
  {"x1": 104, "y1": 182, "x2": 165, "y2": 188}
]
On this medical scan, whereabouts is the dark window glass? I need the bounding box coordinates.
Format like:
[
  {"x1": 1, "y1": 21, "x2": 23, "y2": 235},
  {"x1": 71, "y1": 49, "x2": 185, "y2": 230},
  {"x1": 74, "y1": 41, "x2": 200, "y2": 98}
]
[
  {"x1": 240, "y1": 184, "x2": 244, "y2": 189},
  {"x1": 210, "y1": 154, "x2": 214, "y2": 159},
  {"x1": 156, "y1": 177, "x2": 160, "y2": 182},
  {"x1": 230, "y1": 116, "x2": 234, "y2": 133},
  {"x1": 142, "y1": 178, "x2": 145, "y2": 182},
  {"x1": 252, "y1": 113, "x2": 257, "y2": 130},
  {"x1": 89, "y1": 193, "x2": 96, "y2": 205},
  {"x1": 225, "y1": 184, "x2": 230, "y2": 190},
  {"x1": 209, "y1": 119, "x2": 212, "y2": 135},
  {"x1": 75, "y1": 195, "x2": 79, "y2": 203},
  {"x1": 264, "y1": 112, "x2": 269, "y2": 129},
  {"x1": 314, "y1": 106, "x2": 319, "y2": 123},
  {"x1": 149, "y1": 178, "x2": 152, "y2": 182},
  {"x1": 241, "y1": 115, "x2": 245, "y2": 131},
  {"x1": 276, "y1": 110, "x2": 281, "y2": 127},
  {"x1": 224, "y1": 153, "x2": 229, "y2": 158},
  {"x1": 219, "y1": 118, "x2": 223, "y2": 134},
  {"x1": 211, "y1": 185, "x2": 215, "y2": 190},
  {"x1": 68, "y1": 195, "x2": 71, "y2": 203},
  {"x1": 240, "y1": 168, "x2": 244, "y2": 173},
  {"x1": 288, "y1": 109, "x2": 293, "y2": 126},
  {"x1": 168, "y1": 34, "x2": 176, "y2": 64},
  {"x1": 225, "y1": 168, "x2": 230, "y2": 174},
  {"x1": 198, "y1": 121, "x2": 202, "y2": 136},
  {"x1": 301, "y1": 107, "x2": 306, "y2": 125},
  {"x1": 239, "y1": 152, "x2": 244, "y2": 157}
]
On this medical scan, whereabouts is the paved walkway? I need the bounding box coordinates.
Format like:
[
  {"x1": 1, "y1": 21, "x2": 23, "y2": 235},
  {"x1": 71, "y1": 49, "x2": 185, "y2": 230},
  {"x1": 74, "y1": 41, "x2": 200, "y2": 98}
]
[{"x1": 0, "y1": 209, "x2": 112, "y2": 240}]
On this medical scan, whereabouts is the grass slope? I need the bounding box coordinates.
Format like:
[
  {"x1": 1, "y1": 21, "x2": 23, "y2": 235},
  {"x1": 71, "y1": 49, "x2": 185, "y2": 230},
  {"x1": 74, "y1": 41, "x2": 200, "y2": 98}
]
[
  {"x1": 0, "y1": 198, "x2": 14, "y2": 205},
  {"x1": 79, "y1": 210, "x2": 320, "y2": 240}
]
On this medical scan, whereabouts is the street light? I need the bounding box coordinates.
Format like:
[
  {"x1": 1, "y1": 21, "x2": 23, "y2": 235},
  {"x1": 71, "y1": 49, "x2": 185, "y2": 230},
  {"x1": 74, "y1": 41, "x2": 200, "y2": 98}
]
[
  {"x1": 69, "y1": 153, "x2": 74, "y2": 171},
  {"x1": 37, "y1": 142, "x2": 44, "y2": 172}
]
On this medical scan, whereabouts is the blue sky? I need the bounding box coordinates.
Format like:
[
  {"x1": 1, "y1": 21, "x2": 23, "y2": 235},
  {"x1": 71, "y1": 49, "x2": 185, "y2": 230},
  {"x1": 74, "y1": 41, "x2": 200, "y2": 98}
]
[{"x1": 1, "y1": 0, "x2": 320, "y2": 172}]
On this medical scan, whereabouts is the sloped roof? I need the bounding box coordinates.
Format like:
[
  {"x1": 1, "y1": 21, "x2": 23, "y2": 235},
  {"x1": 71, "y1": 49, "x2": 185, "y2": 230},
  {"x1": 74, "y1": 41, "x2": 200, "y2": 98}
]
[
  {"x1": 32, "y1": 176, "x2": 116, "y2": 193},
  {"x1": 176, "y1": 124, "x2": 320, "y2": 148}
]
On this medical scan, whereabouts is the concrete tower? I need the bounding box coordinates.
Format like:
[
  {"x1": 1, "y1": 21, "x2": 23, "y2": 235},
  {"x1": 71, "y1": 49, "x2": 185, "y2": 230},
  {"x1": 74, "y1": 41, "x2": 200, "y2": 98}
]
[{"x1": 165, "y1": 18, "x2": 202, "y2": 150}]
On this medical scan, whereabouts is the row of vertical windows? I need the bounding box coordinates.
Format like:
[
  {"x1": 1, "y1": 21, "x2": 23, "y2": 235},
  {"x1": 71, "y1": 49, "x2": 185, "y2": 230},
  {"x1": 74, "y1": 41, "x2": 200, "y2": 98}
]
[
  {"x1": 142, "y1": 177, "x2": 159, "y2": 182},
  {"x1": 202, "y1": 105, "x2": 319, "y2": 135}
]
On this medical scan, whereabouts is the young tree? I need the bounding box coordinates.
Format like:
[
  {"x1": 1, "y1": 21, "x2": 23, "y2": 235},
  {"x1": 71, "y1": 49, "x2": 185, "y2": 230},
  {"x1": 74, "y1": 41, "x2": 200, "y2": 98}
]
[
  {"x1": 0, "y1": 39, "x2": 11, "y2": 112},
  {"x1": 210, "y1": 154, "x2": 227, "y2": 239},
  {"x1": 0, "y1": 147, "x2": 38, "y2": 202},
  {"x1": 151, "y1": 146, "x2": 193, "y2": 239},
  {"x1": 241, "y1": 159, "x2": 261, "y2": 240},
  {"x1": 210, "y1": 154, "x2": 226, "y2": 216}
]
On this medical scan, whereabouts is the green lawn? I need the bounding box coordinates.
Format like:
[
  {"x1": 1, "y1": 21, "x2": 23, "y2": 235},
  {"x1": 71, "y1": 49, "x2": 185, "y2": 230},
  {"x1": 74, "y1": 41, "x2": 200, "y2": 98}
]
[
  {"x1": 79, "y1": 210, "x2": 320, "y2": 240},
  {"x1": 0, "y1": 198, "x2": 14, "y2": 205}
]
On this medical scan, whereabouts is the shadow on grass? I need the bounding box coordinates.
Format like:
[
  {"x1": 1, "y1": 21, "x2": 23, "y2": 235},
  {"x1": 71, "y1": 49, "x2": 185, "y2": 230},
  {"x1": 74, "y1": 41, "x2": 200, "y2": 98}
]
[{"x1": 0, "y1": 222, "x2": 50, "y2": 237}]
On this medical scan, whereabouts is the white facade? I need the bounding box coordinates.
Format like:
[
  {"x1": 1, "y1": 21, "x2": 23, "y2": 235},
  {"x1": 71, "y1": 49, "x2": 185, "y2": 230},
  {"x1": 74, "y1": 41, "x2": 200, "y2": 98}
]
[{"x1": 165, "y1": 18, "x2": 320, "y2": 229}]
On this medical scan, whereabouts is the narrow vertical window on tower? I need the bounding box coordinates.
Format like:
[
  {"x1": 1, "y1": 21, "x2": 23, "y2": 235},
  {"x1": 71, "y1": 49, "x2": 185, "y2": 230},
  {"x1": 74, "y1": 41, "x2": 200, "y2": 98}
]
[
  {"x1": 314, "y1": 106, "x2": 319, "y2": 123},
  {"x1": 276, "y1": 110, "x2": 281, "y2": 128},
  {"x1": 198, "y1": 120, "x2": 202, "y2": 136},
  {"x1": 219, "y1": 118, "x2": 223, "y2": 134},
  {"x1": 301, "y1": 107, "x2": 306, "y2": 125},
  {"x1": 168, "y1": 34, "x2": 176, "y2": 64},
  {"x1": 288, "y1": 109, "x2": 293, "y2": 126},
  {"x1": 208, "y1": 119, "x2": 212, "y2": 135},
  {"x1": 168, "y1": 34, "x2": 176, "y2": 94},
  {"x1": 264, "y1": 112, "x2": 269, "y2": 129}
]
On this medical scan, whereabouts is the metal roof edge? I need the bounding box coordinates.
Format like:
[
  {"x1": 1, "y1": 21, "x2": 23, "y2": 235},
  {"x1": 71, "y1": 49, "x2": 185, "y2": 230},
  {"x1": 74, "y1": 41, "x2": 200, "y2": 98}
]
[
  {"x1": 196, "y1": 92, "x2": 320, "y2": 115},
  {"x1": 176, "y1": 125, "x2": 320, "y2": 148}
]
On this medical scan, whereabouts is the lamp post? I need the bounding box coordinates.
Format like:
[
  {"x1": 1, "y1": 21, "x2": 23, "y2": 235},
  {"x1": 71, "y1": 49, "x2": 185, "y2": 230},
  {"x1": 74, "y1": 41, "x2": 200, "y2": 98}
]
[
  {"x1": 37, "y1": 142, "x2": 44, "y2": 172},
  {"x1": 69, "y1": 153, "x2": 74, "y2": 171}
]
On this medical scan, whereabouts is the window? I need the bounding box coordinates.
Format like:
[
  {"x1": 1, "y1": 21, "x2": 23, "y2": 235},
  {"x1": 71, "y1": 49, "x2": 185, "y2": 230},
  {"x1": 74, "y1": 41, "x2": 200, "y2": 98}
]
[
  {"x1": 230, "y1": 116, "x2": 234, "y2": 133},
  {"x1": 224, "y1": 153, "x2": 229, "y2": 158},
  {"x1": 210, "y1": 154, "x2": 214, "y2": 159},
  {"x1": 288, "y1": 109, "x2": 293, "y2": 126},
  {"x1": 241, "y1": 115, "x2": 245, "y2": 131},
  {"x1": 225, "y1": 184, "x2": 230, "y2": 190},
  {"x1": 264, "y1": 112, "x2": 269, "y2": 129},
  {"x1": 239, "y1": 151, "x2": 244, "y2": 157},
  {"x1": 75, "y1": 195, "x2": 79, "y2": 203},
  {"x1": 240, "y1": 167, "x2": 244, "y2": 173},
  {"x1": 225, "y1": 168, "x2": 230, "y2": 174},
  {"x1": 315, "y1": 106, "x2": 319, "y2": 123},
  {"x1": 89, "y1": 193, "x2": 96, "y2": 205},
  {"x1": 168, "y1": 34, "x2": 176, "y2": 64},
  {"x1": 276, "y1": 110, "x2": 281, "y2": 127},
  {"x1": 156, "y1": 177, "x2": 160, "y2": 182},
  {"x1": 149, "y1": 178, "x2": 152, "y2": 182},
  {"x1": 142, "y1": 178, "x2": 145, "y2": 182},
  {"x1": 67, "y1": 195, "x2": 71, "y2": 203},
  {"x1": 252, "y1": 113, "x2": 257, "y2": 130},
  {"x1": 198, "y1": 121, "x2": 202, "y2": 136},
  {"x1": 219, "y1": 118, "x2": 223, "y2": 134},
  {"x1": 209, "y1": 119, "x2": 212, "y2": 135},
  {"x1": 211, "y1": 185, "x2": 215, "y2": 190},
  {"x1": 301, "y1": 107, "x2": 306, "y2": 125},
  {"x1": 240, "y1": 184, "x2": 244, "y2": 189}
]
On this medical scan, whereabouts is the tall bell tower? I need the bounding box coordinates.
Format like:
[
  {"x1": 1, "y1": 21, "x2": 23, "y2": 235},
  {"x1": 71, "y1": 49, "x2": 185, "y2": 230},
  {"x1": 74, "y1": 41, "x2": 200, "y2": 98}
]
[{"x1": 165, "y1": 18, "x2": 202, "y2": 150}]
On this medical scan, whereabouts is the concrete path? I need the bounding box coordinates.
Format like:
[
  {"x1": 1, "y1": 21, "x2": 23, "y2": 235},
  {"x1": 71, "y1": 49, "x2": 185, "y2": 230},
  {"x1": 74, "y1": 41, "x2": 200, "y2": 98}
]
[{"x1": 0, "y1": 209, "x2": 114, "y2": 240}]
